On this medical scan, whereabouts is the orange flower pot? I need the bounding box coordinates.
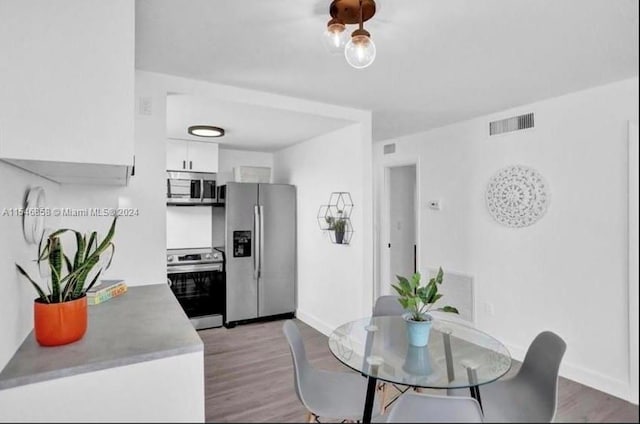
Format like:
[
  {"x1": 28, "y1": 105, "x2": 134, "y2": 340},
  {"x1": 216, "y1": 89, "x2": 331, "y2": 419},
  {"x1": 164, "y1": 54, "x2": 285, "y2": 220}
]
[{"x1": 34, "y1": 296, "x2": 87, "y2": 346}]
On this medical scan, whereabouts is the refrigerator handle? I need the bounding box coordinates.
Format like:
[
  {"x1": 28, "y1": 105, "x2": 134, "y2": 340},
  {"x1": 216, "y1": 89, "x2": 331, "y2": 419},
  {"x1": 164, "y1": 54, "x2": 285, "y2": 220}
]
[
  {"x1": 254, "y1": 205, "x2": 260, "y2": 280},
  {"x1": 259, "y1": 205, "x2": 265, "y2": 278}
]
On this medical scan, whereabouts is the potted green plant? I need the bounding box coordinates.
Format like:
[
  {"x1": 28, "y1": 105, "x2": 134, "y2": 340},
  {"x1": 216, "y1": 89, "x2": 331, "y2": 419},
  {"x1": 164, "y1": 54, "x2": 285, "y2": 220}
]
[
  {"x1": 325, "y1": 210, "x2": 348, "y2": 244},
  {"x1": 16, "y1": 217, "x2": 117, "y2": 346},
  {"x1": 391, "y1": 269, "x2": 459, "y2": 346}
]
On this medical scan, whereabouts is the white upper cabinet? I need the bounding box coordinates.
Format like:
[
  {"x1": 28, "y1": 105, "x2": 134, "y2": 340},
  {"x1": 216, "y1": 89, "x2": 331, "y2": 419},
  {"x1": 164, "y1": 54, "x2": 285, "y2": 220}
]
[
  {"x1": 0, "y1": 0, "x2": 134, "y2": 185},
  {"x1": 167, "y1": 140, "x2": 219, "y2": 173},
  {"x1": 167, "y1": 140, "x2": 188, "y2": 172}
]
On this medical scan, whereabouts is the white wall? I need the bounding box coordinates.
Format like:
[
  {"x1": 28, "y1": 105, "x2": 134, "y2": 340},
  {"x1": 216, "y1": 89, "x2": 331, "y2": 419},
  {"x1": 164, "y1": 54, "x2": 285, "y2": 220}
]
[
  {"x1": 388, "y1": 165, "x2": 416, "y2": 282},
  {"x1": 217, "y1": 148, "x2": 274, "y2": 186},
  {"x1": 166, "y1": 206, "x2": 212, "y2": 249},
  {"x1": 374, "y1": 78, "x2": 639, "y2": 402},
  {"x1": 0, "y1": 164, "x2": 60, "y2": 371},
  {"x1": 55, "y1": 71, "x2": 169, "y2": 287},
  {"x1": 274, "y1": 122, "x2": 373, "y2": 335}
]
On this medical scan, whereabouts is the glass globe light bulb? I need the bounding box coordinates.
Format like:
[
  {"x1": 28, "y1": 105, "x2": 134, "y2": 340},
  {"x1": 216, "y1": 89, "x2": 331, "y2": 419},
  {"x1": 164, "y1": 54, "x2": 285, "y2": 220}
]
[
  {"x1": 323, "y1": 20, "x2": 348, "y2": 54},
  {"x1": 345, "y1": 34, "x2": 376, "y2": 69}
]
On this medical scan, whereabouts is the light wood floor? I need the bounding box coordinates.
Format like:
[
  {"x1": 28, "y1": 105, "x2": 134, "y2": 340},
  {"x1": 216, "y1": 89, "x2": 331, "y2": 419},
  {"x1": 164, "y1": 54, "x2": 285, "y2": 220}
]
[{"x1": 200, "y1": 319, "x2": 639, "y2": 423}]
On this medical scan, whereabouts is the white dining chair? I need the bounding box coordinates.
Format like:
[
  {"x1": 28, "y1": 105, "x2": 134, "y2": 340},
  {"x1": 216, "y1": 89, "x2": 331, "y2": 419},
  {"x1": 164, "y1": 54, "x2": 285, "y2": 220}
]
[
  {"x1": 384, "y1": 392, "x2": 484, "y2": 422},
  {"x1": 283, "y1": 320, "x2": 379, "y2": 422},
  {"x1": 448, "y1": 331, "x2": 567, "y2": 422}
]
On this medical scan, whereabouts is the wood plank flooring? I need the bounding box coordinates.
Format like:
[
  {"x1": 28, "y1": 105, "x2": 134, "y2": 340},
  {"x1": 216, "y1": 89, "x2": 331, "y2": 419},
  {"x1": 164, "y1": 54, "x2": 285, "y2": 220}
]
[{"x1": 200, "y1": 319, "x2": 639, "y2": 423}]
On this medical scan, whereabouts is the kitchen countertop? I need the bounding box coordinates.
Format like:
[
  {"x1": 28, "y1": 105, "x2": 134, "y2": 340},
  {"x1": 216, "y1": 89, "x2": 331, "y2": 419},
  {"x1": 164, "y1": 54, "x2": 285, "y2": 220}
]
[{"x1": 0, "y1": 284, "x2": 203, "y2": 391}]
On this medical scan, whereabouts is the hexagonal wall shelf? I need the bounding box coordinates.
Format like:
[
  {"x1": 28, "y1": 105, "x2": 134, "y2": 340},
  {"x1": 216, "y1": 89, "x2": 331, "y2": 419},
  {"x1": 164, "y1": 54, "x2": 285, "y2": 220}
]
[{"x1": 318, "y1": 192, "x2": 354, "y2": 245}]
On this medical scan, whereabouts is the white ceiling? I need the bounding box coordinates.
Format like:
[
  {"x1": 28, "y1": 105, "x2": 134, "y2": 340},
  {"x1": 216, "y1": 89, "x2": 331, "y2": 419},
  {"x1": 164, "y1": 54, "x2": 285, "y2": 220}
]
[
  {"x1": 166, "y1": 94, "x2": 353, "y2": 151},
  {"x1": 136, "y1": 0, "x2": 639, "y2": 142}
]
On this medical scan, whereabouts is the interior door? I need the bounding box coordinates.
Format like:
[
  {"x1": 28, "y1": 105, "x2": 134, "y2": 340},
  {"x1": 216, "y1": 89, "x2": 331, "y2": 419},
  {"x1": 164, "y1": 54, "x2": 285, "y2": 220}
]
[
  {"x1": 388, "y1": 165, "x2": 417, "y2": 283},
  {"x1": 187, "y1": 141, "x2": 219, "y2": 173},
  {"x1": 166, "y1": 139, "x2": 187, "y2": 171},
  {"x1": 258, "y1": 184, "x2": 296, "y2": 317},
  {"x1": 225, "y1": 182, "x2": 259, "y2": 322}
]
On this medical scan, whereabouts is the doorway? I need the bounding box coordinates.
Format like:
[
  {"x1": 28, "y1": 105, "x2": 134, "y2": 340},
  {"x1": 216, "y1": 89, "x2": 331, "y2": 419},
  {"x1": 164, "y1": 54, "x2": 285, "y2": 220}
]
[{"x1": 384, "y1": 164, "x2": 418, "y2": 293}]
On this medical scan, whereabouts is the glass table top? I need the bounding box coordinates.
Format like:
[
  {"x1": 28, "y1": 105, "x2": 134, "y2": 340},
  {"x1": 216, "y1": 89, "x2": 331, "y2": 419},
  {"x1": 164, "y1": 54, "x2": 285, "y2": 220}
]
[{"x1": 328, "y1": 316, "x2": 512, "y2": 389}]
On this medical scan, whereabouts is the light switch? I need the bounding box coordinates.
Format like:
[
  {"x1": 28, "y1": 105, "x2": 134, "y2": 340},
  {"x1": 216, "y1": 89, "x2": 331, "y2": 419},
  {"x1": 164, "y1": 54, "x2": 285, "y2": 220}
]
[{"x1": 138, "y1": 96, "x2": 153, "y2": 116}]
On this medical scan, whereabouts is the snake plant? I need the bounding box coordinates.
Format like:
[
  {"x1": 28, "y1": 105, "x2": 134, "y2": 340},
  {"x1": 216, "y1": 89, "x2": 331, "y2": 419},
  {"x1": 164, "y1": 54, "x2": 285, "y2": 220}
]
[
  {"x1": 391, "y1": 269, "x2": 459, "y2": 321},
  {"x1": 16, "y1": 217, "x2": 117, "y2": 304}
]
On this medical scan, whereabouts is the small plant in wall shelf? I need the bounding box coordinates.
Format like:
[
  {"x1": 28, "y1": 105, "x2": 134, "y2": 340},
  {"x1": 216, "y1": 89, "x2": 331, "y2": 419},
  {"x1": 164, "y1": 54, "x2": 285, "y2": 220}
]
[
  {"x1": 16, "y1": 217, "x2": 118, "y2": 346},
  {"x1": 317, "y1": 192, "x2": 354, "y2": 245},
  {"x1": 325, "y1": 210, "x2": 349, "y2": 244}
]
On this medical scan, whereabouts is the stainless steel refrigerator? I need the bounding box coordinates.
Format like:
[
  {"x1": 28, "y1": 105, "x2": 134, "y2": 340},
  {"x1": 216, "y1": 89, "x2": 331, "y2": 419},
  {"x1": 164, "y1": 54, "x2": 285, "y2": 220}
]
[{"x1": 224, "y1": 182, "x2": 296, "y2": 326}]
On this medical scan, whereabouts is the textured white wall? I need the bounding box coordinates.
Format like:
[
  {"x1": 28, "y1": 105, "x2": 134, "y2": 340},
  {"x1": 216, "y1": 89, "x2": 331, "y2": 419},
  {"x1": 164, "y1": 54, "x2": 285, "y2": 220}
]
[
  {"x1": 56, "y1": 71, "x2": 169, "y2": 287},
  {"x1": 273, "y1": 122, "x2": 373, "y2": 334},
  {"x1": 0, "y1": 164, "x2": 60, "y2": 371},
  {"x1": 374, "y1": 77, "x2": 639, "y2": 402}
]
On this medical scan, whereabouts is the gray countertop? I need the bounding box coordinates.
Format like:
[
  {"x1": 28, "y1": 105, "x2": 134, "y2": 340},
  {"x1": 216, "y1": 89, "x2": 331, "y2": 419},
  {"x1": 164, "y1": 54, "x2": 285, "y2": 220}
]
[{"x1": 0, "y1": 284, "x2": 203, "y2": 390}]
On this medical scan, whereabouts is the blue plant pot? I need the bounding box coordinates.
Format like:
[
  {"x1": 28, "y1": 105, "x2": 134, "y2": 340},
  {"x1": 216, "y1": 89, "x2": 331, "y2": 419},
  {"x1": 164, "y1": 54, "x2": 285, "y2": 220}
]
[
  {"x1": 402, "y1": 345, "x2": 433, "y2": 376},
  {"x1": 403, "y1": 313, "x2": 433, "y2": 347}
]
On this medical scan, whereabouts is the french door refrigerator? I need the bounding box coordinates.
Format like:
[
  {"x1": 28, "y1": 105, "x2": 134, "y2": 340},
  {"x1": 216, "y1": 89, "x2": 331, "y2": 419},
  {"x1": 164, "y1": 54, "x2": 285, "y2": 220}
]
[{"x1": 224, "y1": 182, "x2": 296, "y2": 326}]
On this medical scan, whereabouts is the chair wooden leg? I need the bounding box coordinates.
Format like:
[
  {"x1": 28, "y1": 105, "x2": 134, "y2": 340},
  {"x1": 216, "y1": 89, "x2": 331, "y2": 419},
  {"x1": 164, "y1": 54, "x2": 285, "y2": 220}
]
[{"x1": 380, "y1": 382, "x2": 388, "y2": 414}]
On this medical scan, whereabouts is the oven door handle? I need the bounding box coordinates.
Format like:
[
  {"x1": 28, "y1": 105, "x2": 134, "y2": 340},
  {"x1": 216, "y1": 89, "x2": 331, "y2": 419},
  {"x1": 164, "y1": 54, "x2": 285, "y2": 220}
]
[
  {"x1": 167, "y1": 264, "x2": 223, "y2": 274},
  {"x1": 254, "y1": 205, "x2": 260, "y2": 280}
]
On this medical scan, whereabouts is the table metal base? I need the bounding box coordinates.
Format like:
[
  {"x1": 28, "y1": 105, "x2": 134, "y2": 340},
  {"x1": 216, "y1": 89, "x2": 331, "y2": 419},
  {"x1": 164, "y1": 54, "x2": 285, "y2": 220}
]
[
  {"x1": 469, "y1": 385, "x2": 483, "y2": 411},
  {"x1": 362, "y1": 376, "x2": 378, "y2": 424}
]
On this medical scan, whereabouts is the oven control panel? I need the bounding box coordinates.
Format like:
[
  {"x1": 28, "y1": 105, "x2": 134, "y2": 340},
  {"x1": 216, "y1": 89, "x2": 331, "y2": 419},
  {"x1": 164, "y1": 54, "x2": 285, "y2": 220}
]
[{"x1": 166, "y1": 249, "x2": 223, "y2": 265}]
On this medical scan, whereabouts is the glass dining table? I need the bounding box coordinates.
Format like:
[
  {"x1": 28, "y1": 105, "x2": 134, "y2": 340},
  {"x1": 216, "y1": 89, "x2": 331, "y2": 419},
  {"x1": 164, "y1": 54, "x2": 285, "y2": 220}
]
[{"x1": 328, "y1": 316, "x2": 512, "y2": 423}]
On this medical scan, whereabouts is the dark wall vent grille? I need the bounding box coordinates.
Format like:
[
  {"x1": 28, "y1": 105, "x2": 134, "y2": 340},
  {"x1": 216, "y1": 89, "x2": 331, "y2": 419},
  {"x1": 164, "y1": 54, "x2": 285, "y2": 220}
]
[
  {"x1": 383, "y1": 143, "x2": 396, "y2": 154},
  {"x1": 489, "y1": 113, "x2": 534, "y2": 136}
]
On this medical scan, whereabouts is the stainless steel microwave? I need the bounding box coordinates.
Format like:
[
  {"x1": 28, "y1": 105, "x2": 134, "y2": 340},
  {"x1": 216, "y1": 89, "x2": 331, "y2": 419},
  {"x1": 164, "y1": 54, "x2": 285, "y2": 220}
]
[{"x1": 167, "y1": 171, "x2": 217, "y2": 205}]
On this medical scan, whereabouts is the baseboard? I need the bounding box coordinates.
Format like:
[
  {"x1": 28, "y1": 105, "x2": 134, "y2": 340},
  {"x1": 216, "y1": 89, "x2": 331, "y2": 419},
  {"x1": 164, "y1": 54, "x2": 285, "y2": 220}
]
[
  {"x1": 295, "y1": 309, "x2": 334, "y2": 337},
  {"x1": 504, "y1": 342, "x2": 636, "y2": 404}
]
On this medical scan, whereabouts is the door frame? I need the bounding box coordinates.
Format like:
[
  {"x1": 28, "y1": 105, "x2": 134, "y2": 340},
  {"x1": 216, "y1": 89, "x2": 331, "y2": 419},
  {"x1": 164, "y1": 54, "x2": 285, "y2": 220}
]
[
  {"x1": 378, "y1": 160, "x2": 421, "y2": 299},
  {"x1": 628, "y1": 121, "x2": 639, "y2": 404}
]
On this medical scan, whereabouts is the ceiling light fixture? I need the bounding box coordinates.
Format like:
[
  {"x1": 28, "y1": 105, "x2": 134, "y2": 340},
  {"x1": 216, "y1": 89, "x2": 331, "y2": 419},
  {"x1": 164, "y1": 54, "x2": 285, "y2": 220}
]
[
  {"x1": 188, "y1": 125, "x2": 225, "y2": 138},
  {"x1": 324, "y1": 0, "x2": 377, "y2": 69}
]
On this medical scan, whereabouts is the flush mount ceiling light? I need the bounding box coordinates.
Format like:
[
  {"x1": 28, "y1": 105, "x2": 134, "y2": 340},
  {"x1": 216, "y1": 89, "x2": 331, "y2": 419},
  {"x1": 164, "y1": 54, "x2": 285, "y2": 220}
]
[
  {"x1": 188, "y1": 125, "x2": 225, "y2": 138},
  {"x1": 323, "y1": 0, "x2": 377, "y2": 69}
]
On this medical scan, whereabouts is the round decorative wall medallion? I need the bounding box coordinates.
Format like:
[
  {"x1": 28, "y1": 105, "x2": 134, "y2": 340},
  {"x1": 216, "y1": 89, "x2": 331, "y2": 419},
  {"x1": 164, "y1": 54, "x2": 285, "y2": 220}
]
[
  {"x1": 23, "y1": 186, "x2": 46, "y2": 244},
  {"x1": 485, "y1": 165, "x2": 549, "y2": 228}
]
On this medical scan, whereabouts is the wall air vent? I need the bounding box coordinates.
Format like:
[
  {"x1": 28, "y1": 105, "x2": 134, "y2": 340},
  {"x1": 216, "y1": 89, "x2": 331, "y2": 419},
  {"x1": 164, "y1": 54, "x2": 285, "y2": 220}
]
[
  {"x1": 489, "y1": 113, "x2": 534, "y2": 136},
  {"x1": 383, "y1": 143, "x2": 396, "y2": 154}
]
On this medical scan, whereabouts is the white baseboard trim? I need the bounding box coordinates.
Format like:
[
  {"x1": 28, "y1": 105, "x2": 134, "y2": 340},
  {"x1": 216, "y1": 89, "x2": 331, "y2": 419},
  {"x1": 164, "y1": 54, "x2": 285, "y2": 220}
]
[
  {"x1": 504, "y1": 342, "x2": 636, "y2": 405},
  {"x1": 295, "y1": 309, "x2": 334, "y2": 337}
]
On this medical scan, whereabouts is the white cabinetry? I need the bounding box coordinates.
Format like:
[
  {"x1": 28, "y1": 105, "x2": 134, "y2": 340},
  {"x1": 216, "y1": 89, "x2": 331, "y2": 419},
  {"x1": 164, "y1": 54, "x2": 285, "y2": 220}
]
[
  {"x1": 0, "y1": 0, "x2": 134, "y2": 185},
  {"x1": 166, "y1": 139, "x2": 219, "y2": 173}
]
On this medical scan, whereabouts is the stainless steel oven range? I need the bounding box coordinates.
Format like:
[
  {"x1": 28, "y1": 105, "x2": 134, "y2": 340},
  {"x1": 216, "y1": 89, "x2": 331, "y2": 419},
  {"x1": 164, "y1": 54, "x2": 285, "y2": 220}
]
[{"x1": 167, "y1": 247, "x2": 225, "y2": 330}]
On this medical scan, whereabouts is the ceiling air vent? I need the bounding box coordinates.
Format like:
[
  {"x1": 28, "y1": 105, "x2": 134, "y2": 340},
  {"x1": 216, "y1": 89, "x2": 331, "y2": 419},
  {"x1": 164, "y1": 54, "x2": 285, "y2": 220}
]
[
  {"x1": 383, "y1": 143, "x2": 396, "y2": 154},
  {"x1": 489, "y1": 113, "x2": 534, "y2": 136}
]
